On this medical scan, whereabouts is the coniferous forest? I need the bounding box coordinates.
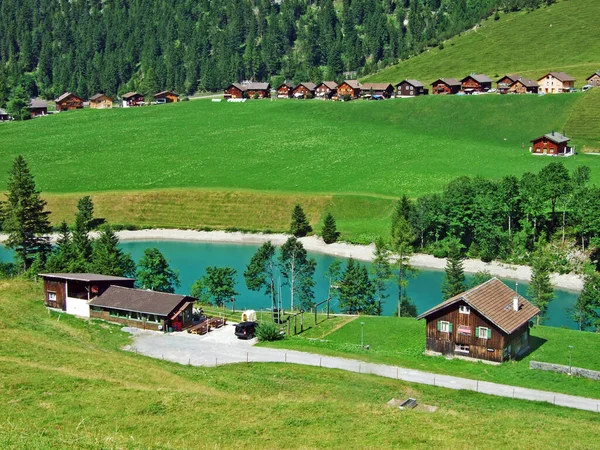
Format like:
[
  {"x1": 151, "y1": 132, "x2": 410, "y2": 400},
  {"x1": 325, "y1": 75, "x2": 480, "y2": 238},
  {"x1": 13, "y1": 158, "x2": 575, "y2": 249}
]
[{"x1": 0, "y1": 0, "x2": 553, "y2": 102}]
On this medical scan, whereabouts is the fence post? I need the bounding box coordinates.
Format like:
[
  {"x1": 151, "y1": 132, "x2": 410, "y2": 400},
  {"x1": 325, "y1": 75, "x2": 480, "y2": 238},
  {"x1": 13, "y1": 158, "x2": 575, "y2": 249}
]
[
  {"x1": 476, "y1": 380, "x2": 479, "y2": 392},
  {"x1": 246, "y1": 352, "x2": 249, "y2": 363},
  {"x1": 433, "y1": 377, "x2": 436, "y2": 387},
  {"x1": 285, "y1": 353, "x2": 287, "y2": 363},
  {"x1": 215, "y1": 357, "x2": 218, "y2": 367},
  {"x1": 396, "y1": 367, "x2": 399, "y2": 380},
  {"x1": 320, "y1": 357, "x2": 322, "y2": 367}
]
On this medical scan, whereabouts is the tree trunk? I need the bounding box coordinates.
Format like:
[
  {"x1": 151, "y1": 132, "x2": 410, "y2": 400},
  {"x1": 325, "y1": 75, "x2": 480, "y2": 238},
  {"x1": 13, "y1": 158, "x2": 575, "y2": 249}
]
[{"x1": 562, "y1": 210, "x2": 566, "y2": 245}]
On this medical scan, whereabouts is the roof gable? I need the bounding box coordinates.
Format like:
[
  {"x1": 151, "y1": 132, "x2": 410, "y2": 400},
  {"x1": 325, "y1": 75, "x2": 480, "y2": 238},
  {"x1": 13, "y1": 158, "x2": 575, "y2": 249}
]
[
  {"x1": 89, "y1": 285, "x2": 193, "y2": 316},
  {"x1": 431, "y1": 78, "x2": 461, "y2": 87},
  {"x1": 29, "y1": 99, "x2": 48, "y2": 108},
  {"x1": 277, "y1": 82, "x2": 296, "y2": 90},
  {"x1": 538, "y1": 72, "x2": 575, "y2": 82},
  {"x1": 531, "y1": 132, "x2": 570, "y2": 144},
  {"x1": 316, "y1": 81, "x2": 338, "y2": 90},
  {"x1": 586, "y1": 71, "x2": 600, "y2": 80},
  {"x1": 245, "y1": 82, "x2": 270, "y2": 90},
  {"x1": 122, "y1": 92, "x2": 142, "y2": 99},
  {"x1": 89, "y1": 93, "x2": 113, "y2": 101},
  {"x1": 497, "y1": 74, "x2": 521, "y2": 83},
  {"x1": 40, "y1": 273, "x2": 134, "y2": 283},
  {"x1": 461, "y1": 74, "x2": 493, "y2": 84},
  {"x1": 342, "y1": 80, "x2": 361, "y2": 89},
  {"x1": 361, "y1": 83, "x2": 394, "y2": 91},
  {"x1": 56, "y1": 92, "x2": 83, "y2": 103},
  {"x1": 398, "y1": 79, "x2": 425, "y2": 88}
]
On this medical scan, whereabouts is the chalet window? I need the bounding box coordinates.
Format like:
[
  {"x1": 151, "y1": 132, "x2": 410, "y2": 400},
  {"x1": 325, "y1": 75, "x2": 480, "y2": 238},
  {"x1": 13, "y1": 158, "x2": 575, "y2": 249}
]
[
  {"x1": 437, "y1": 321, "x2": 452, "y2": 333},
  {"x1": 477, "y1": 327, "x2": 491, "y2": 339},
  {"x1": 47, "y1": 291, "x2": 57, "y2": 302},
  {"x1": 129, "y1": 312, "x2": 140, "y2": 321},
  {"x1": 455, "y1": 344, "x2": 469, "y2": 353},
  {"x1": 459, "y1": 305, "x2": 470, "y2": 314}
]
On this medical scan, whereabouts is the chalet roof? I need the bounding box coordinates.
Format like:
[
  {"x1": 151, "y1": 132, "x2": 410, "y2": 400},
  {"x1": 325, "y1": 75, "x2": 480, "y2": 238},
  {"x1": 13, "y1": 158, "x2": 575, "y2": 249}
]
[
  {"x1": 39, "y1": 273, "x2": 134, "y2": 283},
  {"x1": 417, "y1": 278, "x2": 539, "y2": 335},
  {"x1": 398, "y1": 79, "x2": 425, "y2": 88},
  {"x1": 277, "y1": 82, "x2": 296, "y2": 90},
  {"x1": 122, "y1": 92, "x2": 142, "y2": 99},
  {"x1": 296, "y1": 82, "x2": 316, "y2": 91},
  {"x1": 516, "y1": 77, "x2": 538, "y2": 88},
  {"x1": 539, "y1": 72, "x2": 575, "y2": 82},
  {"x1": 497, "y1": 74, "x2": 521, "y2": 83},
  {"x1": 361, "y1": 83, "x2": 393, "y2": 91},
  {"x1": 89, "y1": 285, "x2": 192, "y2": 316},
  {"x1": 245, "y1": 82, "x2": 270, "y2": 90},
  {"x1": 89, "y1": 93, "x2": 113, "y2": 101},
  {"x1": 586, "y1": 70, "x2": 600, "y2": 80},
  {"x1": 342, "y1": 80, "x2": 361, "y2": 89},
  {"x1": 317, "y1": 81, "x2": 338, "y2": 90},
  {"x1": 0, "y1": 108, "x2": 8, "y2": 115},
  {"x1": 55, "y1": 92, "x2": 82, "y2": 103},
  {"x1": 461, "y1": 74, "x2": 493, "y2": 84},
  {"x1": 154, "y1": 90, "x2": 179, "y2": 98},
  {"x1": 531, "y1": 132, "x2": 570, "y2": 144},
  {"x1": 29, "y1": 99, "x2": 48, "y2": 109},
  {"x1": 431, "y1": 78, "x2": 461, "y2": 87}
]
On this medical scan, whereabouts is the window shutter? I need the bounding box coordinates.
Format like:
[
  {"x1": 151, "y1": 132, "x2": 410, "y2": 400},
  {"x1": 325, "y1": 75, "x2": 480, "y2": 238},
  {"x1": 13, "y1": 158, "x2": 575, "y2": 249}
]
[
  {"x1": 437, "y1": 321, "x2": 441, "y2": 331},
  {"x1": 449, "y1": 323, "x2": 453, "y2": 333},
  {"x1": 487, "y1": 328, "x2": 492, "y2": 339},
  {"x1": 476, "y1": 327, "x2": 480, "y2": 337}
]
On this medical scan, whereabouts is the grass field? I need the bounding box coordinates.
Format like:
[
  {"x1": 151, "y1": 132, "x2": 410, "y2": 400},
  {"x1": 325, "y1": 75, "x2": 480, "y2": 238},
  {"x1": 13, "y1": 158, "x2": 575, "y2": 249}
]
[
  {"x1": 1, "y1": 280, "x2": 599, "y2": 448},
  {"x1": 264, "y1": 315, "x2": 600, "y2": 399},
  {"x1": 365, "y1": 0, "x2": 600, "y2": 89}
]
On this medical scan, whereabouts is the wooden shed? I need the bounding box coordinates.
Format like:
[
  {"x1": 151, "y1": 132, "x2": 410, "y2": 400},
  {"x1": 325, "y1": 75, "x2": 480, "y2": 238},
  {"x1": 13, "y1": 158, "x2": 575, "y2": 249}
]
[
  {"x1": 245, "y1": 83, "x2": 271, "y2": 99},
  {"x1": 154, "y1": 90, "x2": 179, "y2": 103},
  {"x1": 530, "y1": 132, "x2": 571, "y2": 155},
  {"x1": 224, "y1": 83, "x2": 246, "y2": 99},
  {"x1": 292, "y1": 82, "x2": 317, "y2": 99},
  {"x1": 122, "y1": 92, "x2": 145, "y2": 107},
  {"x1": 28, "y1": 99, "x2": 48, "y2": 117},
  {"x1": 396, "y1": 79, "x2": 428, "y2": 97},
  {"x1": 508, "y1": 77, "x2": 539, "y2": 94},
  {"x1": 496, "y1": 74, "x2": 521, "y2": 94},
  {"x1": 337, "y1": 80, "x2": 362, "y2": 99},
  {"x1": 586, "y1": 70, "x2": 600, "y2": 87},
  {"x1": 89, "y1": 93, "x2": 114, "y2": 109},
  {"x1": 460, "y1": 74, "x2": 493, "y2": 93},
  {"x1": 417, "y1": 278, "x2": 539, "y2": 363},
  {"x1": 89, "y1": 286, "x2": 194, "y2": 332},
  {"x1": 55, "y1": 92, "x2": 84, "y2": 111},
  {"x1": 315, "y1": 81, "x2": 338, "y2": 99},
  {"x1": 360, "y1": 83, "x2": 394, "y2": 99},
  {"x1": 276, "y1": 83, "x2": 296, "y2": 98},
  {"x1": 40, "y1": 273, "x2": 135, "y2": 318},
  {"x1": 431, "y1": 78, "x2": 461, "y2": 95}
]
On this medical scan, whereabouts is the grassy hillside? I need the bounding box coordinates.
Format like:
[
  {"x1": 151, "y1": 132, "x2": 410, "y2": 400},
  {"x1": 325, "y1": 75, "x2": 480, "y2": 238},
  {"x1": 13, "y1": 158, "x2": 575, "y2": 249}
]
[
  {"x1": 1, "y1": 280, "x2": 599, "y2": 448},
  {"x1": 366, "y1": 0, "x2": 600, "y2": 87},
  {"x1": 2, "y1": 92, "x2": 600, "y2": 241}
]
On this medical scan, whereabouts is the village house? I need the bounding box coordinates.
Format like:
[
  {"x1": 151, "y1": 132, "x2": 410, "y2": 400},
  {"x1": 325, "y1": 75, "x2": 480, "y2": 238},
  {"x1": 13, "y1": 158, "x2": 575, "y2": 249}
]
[
  {"x1": 431, "y1": 78, "x2": 461, "y2": 95},
  {"x1": 245, "y1": 83, "x2": 271, "y2": 98},
  {"x1": 417, "y1": 278, "x2": 539, "y2": 363},
  {"x1": 122, "y1": 92, "x2": 145, "y2": 107},
  {"x1": 89, "y1": 93, "x2": 113, "y2": 109},
  {"x1": 154, "y1": 90, "x2": 179, "y2": 103},
  {"x1": 460, "y1": 74, "x2": 493, "y2": 93},
  {"x1": 538, "y1": 72, "x2": 575, "y2": 93},
  {"x1": 496, "y1": 74, "x2": 521, "y2": 94},
  {"x1": 292, "y1": 82, "x2": 317, "y2": 99},
  {"x1": 508, "y1": 77, "x2": 539, "y2": 94},
  {"x1": 276, "y1": 82, "x2": 296, "y2": 98},
  {"x1": 315, "y1": 81, "x2": 338, "y2": 99},
  {"x1": 530, "y1": 132, "x2": 571, "y2": 155},
  {"x1": 224, "y1": 83, "x2": 246, "y2": 99},
  {"x1": 396, "y1": 79, "x2": 428, "y2": 97},
  {"x1": 360, "y1": 83, "x2": 394, "y2": 99},
  {"x1": 55, "y1": 92, "x2": 84, "y2": 111},
  {"x1": 337, "y1": 80, "x2": 362, "y2": 99},
  {"x1": 28, "y1": 99, "x2": 48, "y2": 117},
  {"x1": 40, "y1": 273, "x2": 135, "y2": 318},
  {"x1": 89, "y1": 286, "x2": 194, "y2": 332},
  {"x1": 0, "y1": 108, "x2": 11, "y2": 121},
  {"x1": 586, "y1": 70, "x2": 600, "y2": 87}
]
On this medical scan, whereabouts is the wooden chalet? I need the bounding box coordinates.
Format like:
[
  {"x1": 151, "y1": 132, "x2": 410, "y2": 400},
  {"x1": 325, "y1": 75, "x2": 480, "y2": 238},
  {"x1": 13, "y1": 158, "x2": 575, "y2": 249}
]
[
  {"x1": 496, "y1": 74, "x2": 521, "y2": 94},
  {"x1": 417, "y1": 278, "x2": 539, "y2": 363},
  {"x1": 245, "y1": 83, "x2": 271, "y2": 98},
  {"x1": 586, "y1": 70, "x2": 600, "y2": 87},
  {"x1": 154, "y1": 90, "x2": 179, "y2": 103},
  {"x1": 292, "y1": 82, "x2": 317, "y2": 99},
  {"x1": 396, "y1": 79, "x2": 428, "y2": 97},
  {"x1": 538, "y1": 72, "x2": 575, "y2": 94},
  {"x1": 89, "y1": 286, "x2": 194, "y2": 332},
  {"x1": 460, "y1": 74, "x2": 493, "y2": 93},
  {"x1": 508, "y1": 77, "x2": 538, "y2": 94},
  {"x1": 276, "y1": 82, "x2": 296, "y2": 98},
  {"x1": 40, "y1": 273, "x2": 135, "y2": 318},
  {"x1": 55, "y1": 92, "x2": 84, "y2": 111},
  {"x1": 224, "y1": 83, "x2": 246, "y2": 99},
  {"x1": 89, "y1": 93, "x2": 113, "y2": 109},
  {"x1": 431, "y1": 78, "x2": 461, "y2": 95},
  {"x1": 315, "y1": 81, "x2": 338, "y2": 99},
  {"x1": 360, "y1": 83, "x2": 394, "y2": 99},
  {"x1": 0, "y1": 108, "x2": 10, "y2": 121},
  {"x1": 122, "y1": 92, "x2": 145, "y2": 107},
  {"x1": 28, "y1": 99, "x2": 48, "y2": 117},
  {"x1": 337, "y1": 80, "x2": 362, "y2": 99},
  {"x1": 530, "y1": 132, "x2": 571, "y2": 155}
]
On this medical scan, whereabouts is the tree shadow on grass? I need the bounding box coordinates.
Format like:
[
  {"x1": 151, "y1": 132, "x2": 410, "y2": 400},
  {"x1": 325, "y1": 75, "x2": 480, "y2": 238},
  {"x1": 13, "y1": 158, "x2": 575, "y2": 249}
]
[{"x1": 515, "y1": 335, "x2": 547, "y2": 361}]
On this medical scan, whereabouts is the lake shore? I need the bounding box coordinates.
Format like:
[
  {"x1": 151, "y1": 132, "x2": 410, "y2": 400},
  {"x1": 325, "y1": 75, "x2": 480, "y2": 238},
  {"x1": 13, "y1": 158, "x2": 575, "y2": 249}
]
[{"x1": 0, "y1": 228, "x2": 584, "y2": 291}]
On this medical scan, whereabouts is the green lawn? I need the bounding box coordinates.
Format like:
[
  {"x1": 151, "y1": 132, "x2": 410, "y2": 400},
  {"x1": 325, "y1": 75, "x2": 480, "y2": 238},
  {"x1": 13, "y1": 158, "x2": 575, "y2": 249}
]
[
  {"x1": 263, "y1": 315, "x2": 600, "y2": 399},
  {"x1": 366, "y1": 0, "x2": 600, "y2": 89},
  {"x1": 1, "y1": 280, "x2": 599, "y2": 448}
]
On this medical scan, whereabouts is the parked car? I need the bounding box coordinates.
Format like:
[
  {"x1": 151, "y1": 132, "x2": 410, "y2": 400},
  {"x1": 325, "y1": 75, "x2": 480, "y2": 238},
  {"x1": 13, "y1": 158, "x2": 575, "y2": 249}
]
[
  {"x1": 235, "y1": 321, "x2": 258, "y2": 340},
  {"x1": 582, "y1": 84, "x2": 594, "y2": 92}
]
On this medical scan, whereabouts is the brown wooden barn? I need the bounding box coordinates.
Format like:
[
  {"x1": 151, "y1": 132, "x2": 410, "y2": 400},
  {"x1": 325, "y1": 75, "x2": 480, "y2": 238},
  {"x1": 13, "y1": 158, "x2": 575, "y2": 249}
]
[
  {"x1": 55, "y1": 92, "x2": 84, "y2": 111},
  {"x1": 0, "y1": 108, "x2": 10, "y2": 121},
  {"x1": 276, "y1": 82, "x2": 296, "y2": 98},
  {"x1": 89, "y1": 286, "x2": 194, "y2": 332},
  {"x1": 245, "y1": 83, "x2": 271, "y2": 98},
  {"x1": 508, "y1": 78, "x2": 539, "y2": 94},
  {"x1": 396, "y1": 79, "x2": 428, "y2": 96},
  {"x1": 431, "y1": 78, "x2": 461, "y2": 95},
  {"x1": 89, "y1": 93, "x2": 113, "y2": 109},
  {"x1": 122, "y1": 92, "x2": 145, "y2": 107},
  {"x1": 224, "y1": 83, "x2": 246, "y2": 99},
  {"x1": 337, "y1": 80, "x2": 362, "y2": 99},
  {"x1": 417, "y1": 278, "x2": 539, "y2": 363},
  {"x1": 154, "y1": 90, "x2": 180, "y2": 103},
  {"x1": 496, "y1": 74, "x2": 521, "y2": 94},
  {"x1": 460, "y1": 74, "x2": 493, "y2": 93},
  {"x1": 315, "y1": 81, "x2": 338, "y2": 99},
  {"x1": 586, "y1": 70, "x2": 600, "y2": 87},
  {"x1": 292, "y1": 82, "x2": 317, "y2": 99},
  {"x1": 28, "y1": 99, "x2": 48, "y2": 117},
  {"x1": 40, "y1": 273, "x2": 135, "y2": 318},
  {"x1": 360, "y1": 83, "x2": 394, "y2": 99},
  {"x1": 530, "y1": 132, "x2": 571, "y2": 155}
]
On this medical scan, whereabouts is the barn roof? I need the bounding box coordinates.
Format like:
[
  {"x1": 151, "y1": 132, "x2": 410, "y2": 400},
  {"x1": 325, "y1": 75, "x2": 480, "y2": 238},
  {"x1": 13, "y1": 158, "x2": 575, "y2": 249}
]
[
  {"x1": 90, "y1": 285, "x2": 193, "y2": 316},
  {"x1": 342, "y1": 80, "x2": 361, "y2": 89},
  {"x1": 461, "y1": 74, "x2": 493, "y2": 84},
  {"x1": 431, "y1": 78, "x2": 461, "y2": 87},
  {"x1": 531, "y1": 132, "x2": 570, "y2": 144},
  {"x1": 245, "y1": 82, "x2": 270, "y2": 90},
  {"x1": 417, "y1": 278, "x2": 539, "y2": 335},
  {"x1": 586, "y1": 70, "x2": 600, "y2": 80},
  {"x1": 398, "y1": 79, "x2": 425, "y2": 88},
  {"x1": 317, "y1": 81, "x2": 338, "y2": 89},
  {"x1": 277, "y1": 82, "x2": 296, "y2": 90},
  {"x1": 55, "y1": 92, "x2": 82, "y2": 103},
  {"x1": 516, "y1": 77, "x2": 538, "y2": 88},
  {"x1": 0, "y1": 108, "x2": 8, "y2": 115},
  {"x1": 497, "y1": 74, "x2": 521, "y2": 83},
  {"x1": 29, "y1": 99, "x2": 48, "y2": 109},
  {"x1": 122, "y1": 92, "x2": 142, "y2": 99},
  {"x1": 39, "y1": 273, "x2": 134, "y2": 282},
  {"x1": 89, "y1": 93, "x2": 113, "y2": 101},
  {"x1": 361, "y1": 83, "x2": 393, "y2": 91},
  {"x1": 296, "y1": 82, "x2": 316, "y2": 91},
  {"x1": 539, "y1": 72, "x2": 575, "y2": 82},
  {"x1": 154, "y1": 90, "x2": 179, "y2": 97}
]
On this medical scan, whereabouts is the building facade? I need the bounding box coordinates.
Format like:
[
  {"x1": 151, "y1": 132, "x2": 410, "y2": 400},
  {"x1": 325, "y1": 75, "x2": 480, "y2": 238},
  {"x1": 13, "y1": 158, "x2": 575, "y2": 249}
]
[
  {"x1": 530, "y1": 132, "x2": 571, "y2": 155},
  {"x1": 89, "y1": 94, "x2": 113, "y2": 109},
  {"x1": 538, "y1": 72, "x2": 575, "y2": 93},
  {"x1": 396, "y1": 80, "x2": 428, "y2": 96},
  {"x1": 55, "y1": 92, "x2": 84, "y2": 111},
  {"x1": 337, "y1": 80, "x2": 361, "y2": 99},
  {"x1": 431, "y1": 78, "x2": 461, "y2": 95}
]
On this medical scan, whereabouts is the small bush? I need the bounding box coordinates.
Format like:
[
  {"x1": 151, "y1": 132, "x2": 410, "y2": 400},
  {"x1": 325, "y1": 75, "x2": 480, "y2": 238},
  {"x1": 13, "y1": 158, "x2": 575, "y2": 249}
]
[
  {"x1": 256, "y1": 322, "x2": 284, "y2": 342},
  {"x1": 343, "y1": 94, "x2": 352, "y2": 102},
  {"x1": 438, "y1": 43, "x2": 444, "y2": 50}
]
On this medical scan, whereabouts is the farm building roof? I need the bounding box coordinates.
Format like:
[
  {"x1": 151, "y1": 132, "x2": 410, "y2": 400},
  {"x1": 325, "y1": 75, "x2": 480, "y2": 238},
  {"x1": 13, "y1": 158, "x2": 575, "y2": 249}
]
[
  {"x1": 296, "y1": 82, "x2": 316, "y2": 91},
  {"x1": 318, "y1": 81, "x2": 338, "y2": 89},
  {"x1": 0, "y1": 108, "x2": 8, "y2": 115},
  {"x1": 245, "y1": 83, "x2": 270, "y2": 90},
  {"x1": 90, "y1": 286, "x2": 192, "y2": 317},
  {"x1": 516, "y1": 78, "x2": 538, "y2": 88},
  {"x1": 89, "y1": 93, "x2": 113, "y2": 101},
  {"x1": 497, "y1": 74, "x2": 521, "y2": 83},
  {"x1": 531, "y1": 132, "x2": 570, "y2": 144},
  {"x1": 122, "y1": 92, "x2": 142, "y2": 99},
  {"x1": 431, "y1": 78, "x2": 461, "y2": 87},
  {"x1": 461, "y1": 74, "x2": 493, "y2": 84},
  {"x1": 277, "y1": 82, "x2": 296, "y2": 89},
  {"x1": 29, "y1": 99, "x2": 48, "y2": 108},
  {"x1": 55, "y1": 92, "x2": 82, "y2": 103},
  {"x1": 342, "y1": 80, "x2": 361, "y2": 89},
  {"x1": 154, "y1": 90, "x2": 179, "y2": 98},
  {"x1": 417, "y1": 278, "x2": 539, "y2": 335},
  {"x1": 361, "y1": 83, "x2": 393, "y2": 90},
  {"x1": 586, "y1": 71, "x2": 600, "y2": 80},
  {"x1": 39, "y1": 273, "x2": 134, "y2": 282},
  {"x1": 539, "y1": 72, "x2": 575, "y2": 82},
  {"x1": 398, "y1": 79, "x2": 425, "y2": 88}
]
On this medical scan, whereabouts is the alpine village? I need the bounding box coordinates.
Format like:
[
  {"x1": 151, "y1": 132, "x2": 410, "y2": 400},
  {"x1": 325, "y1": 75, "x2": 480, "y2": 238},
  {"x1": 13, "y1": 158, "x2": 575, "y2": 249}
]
[{"x1": 1, "y1": 0, "x2": 600, "y2": 448}]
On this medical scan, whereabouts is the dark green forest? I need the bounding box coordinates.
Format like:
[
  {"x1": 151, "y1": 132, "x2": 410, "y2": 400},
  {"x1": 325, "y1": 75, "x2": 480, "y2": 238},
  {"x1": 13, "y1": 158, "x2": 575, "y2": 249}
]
[{"x1": 0, "y1": 0, "x2": 552, "y2": 101}]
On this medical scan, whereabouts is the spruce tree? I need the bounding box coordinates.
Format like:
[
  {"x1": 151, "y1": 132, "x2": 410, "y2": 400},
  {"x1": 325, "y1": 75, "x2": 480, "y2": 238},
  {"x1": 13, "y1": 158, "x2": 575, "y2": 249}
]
[
  {"x1": 441, "y1": 238, "x2": 466, "y2": 300},
  {"x1": 321, "y1": 212, "x2": 340, "y2": 244},
  {"x1": 76, "y1": 196, "x2": 95, "y2": 232},
  {"x1": 290, "y1": 204, "x2": 312, "y2": 237},
  {"x1": 391, "y1": 216, "x2": 416, "y2": 317},
  {"x1": 371, "y1": 237, "x2": 392, "y2": 315},
  {"x1": 46, "y1": 221, "x2": 73, "y2": 272},
  {"x1": 136, "y1": 247, "x2": 180, "y2": 293},
  {"x1": 6, "y1": 85, "x2": 30, "y2": 121},
  {"x1": 528, "y1": 246, "x2": 554, "y2": 325},
  {"x1": 91, "y1": 225, "x2": 136, "y2": 277},
  {"x1": 70, "y1": 212, "x2": 93, "y2": 272},
  {"x1": 2, "y1": 155, "x2": 51, "y2": 270}
]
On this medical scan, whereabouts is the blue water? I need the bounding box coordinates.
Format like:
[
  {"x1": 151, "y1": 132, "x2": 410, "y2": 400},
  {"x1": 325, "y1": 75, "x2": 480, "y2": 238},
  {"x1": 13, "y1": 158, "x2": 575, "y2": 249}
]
[{"x1": 0, "y1": 240, "x2": 579, "y2": 328}]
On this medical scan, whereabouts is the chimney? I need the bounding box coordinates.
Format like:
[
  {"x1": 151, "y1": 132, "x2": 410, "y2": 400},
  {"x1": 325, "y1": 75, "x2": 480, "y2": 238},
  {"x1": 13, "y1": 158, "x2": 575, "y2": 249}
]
[{"x1": 513, "y1": 283, "x2": 519, "y2": 311}]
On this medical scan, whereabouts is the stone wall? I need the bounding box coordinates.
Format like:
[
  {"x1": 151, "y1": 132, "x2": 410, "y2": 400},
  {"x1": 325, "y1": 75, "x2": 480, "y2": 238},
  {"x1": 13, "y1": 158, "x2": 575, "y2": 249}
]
[{"x1": 530, "y1": 360, "x2": 600, "y2": 381}]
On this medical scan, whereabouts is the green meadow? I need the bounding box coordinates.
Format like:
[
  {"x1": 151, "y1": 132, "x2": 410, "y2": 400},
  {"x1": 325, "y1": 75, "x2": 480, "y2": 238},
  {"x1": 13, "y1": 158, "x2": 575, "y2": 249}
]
[
  {"x1": 1, "y1": 280, "x2": 599, "y2": 448},
  {"x1": 366, "y1": 0, "x2": 600, "y2": 88}
]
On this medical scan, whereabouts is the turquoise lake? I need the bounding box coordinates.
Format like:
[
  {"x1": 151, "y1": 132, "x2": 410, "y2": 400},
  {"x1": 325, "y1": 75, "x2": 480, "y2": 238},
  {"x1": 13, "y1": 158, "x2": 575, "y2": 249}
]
[{"x1": 0, "y1": 240, "x2": 579, "y2": 328}]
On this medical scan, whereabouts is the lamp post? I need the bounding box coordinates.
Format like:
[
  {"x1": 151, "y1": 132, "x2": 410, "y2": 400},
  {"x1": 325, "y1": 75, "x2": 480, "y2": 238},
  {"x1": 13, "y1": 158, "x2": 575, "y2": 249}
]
[
  {"x1": 568, "y1": 345, "x2": 574, "y2": 375},
  {"x1": 361, "y1": 321, "x2": 365, "y2": 348}
]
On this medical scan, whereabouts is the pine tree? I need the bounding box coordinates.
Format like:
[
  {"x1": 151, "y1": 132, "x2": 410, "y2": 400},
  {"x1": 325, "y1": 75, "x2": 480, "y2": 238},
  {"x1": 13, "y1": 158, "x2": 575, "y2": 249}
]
[
  {"x1": 441, "y1": 238, "x2": 465, "y2": 300},
  {"x1": 46, "y1": 221, "x2": 73, "y2": 272},
  {"x1": 321, "y1": 212, "x2": 340, "y2": 244},
  {"x1": 70, "y1": 212, "x2": 93, "y2": 272},
  {"x1": 391, "y1": 215, "x2": 416, "y2": 317},
  {"x1": 76, "y1": 196, "x2": 95, "y2": 231},
  {"x1": 371, "y1": 237, "x2": 392, "y2": 315},
  {"x1": 570, "y1": 271, "x2": 600, "y2": 331},
  {"x1": 290, "y1": 204, "x2": 312, "y2": 237},
  {"x1": 136, "y1": 247, "x2": 180, "y2": 293},
  {"x1": 91, "y1": 225, "x2": 136, "y2": 277},
  {"x1": 528, "y1": 245, "x2": 554, "y2": 325},
  {"x1": 2, "y1": 156, "x2": 51, "y2": 270},
  {"x1": 244, "y1": 241, "x2": 277, "y2": 309},
  {"x1": 6, "y1": 85, "x2": 31, "y2": 121}
]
